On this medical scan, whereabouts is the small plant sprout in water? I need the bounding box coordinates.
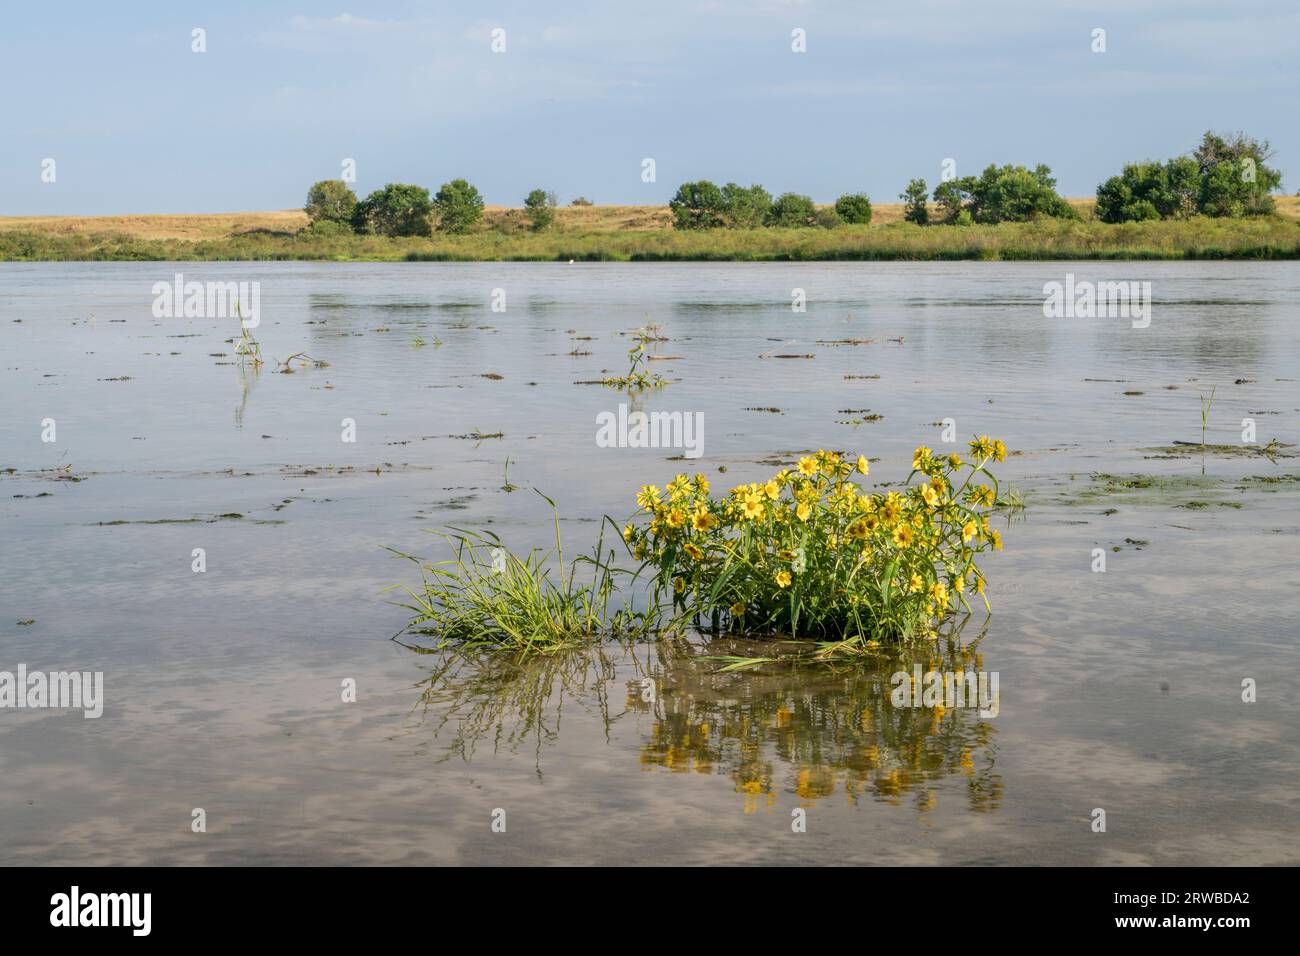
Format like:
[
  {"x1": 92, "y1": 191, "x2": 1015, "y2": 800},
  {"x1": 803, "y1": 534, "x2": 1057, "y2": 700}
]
[
  {"x1": 1199, "y1": 385, "x2": 1216, "y2": 473},
  {"x1": 1199, "y1": 385, "x2": 1216, "y2": 447},
  {"x1": 234, "y1": 302, "x2": 262, "y2": 367},
  {"x1": 501, "y1": 457, "x2": 518, "y2": 493},
  {"x1": 631, "y1": 319, "x2": 668, "y2": 343},
  {"x1": 603, "y1": 342, "x2": 668, "y2": 391}
]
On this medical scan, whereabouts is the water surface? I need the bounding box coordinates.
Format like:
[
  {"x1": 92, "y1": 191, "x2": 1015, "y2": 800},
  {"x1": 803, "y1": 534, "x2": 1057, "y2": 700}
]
[{"x1": 2, "y1": 262, "x2": 1297, "y2": 864}]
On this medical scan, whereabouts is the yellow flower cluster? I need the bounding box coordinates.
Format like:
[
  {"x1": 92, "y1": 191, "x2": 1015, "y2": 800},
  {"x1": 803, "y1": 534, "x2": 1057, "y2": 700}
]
[{"x1": 623, "y1": 443, "x2": 1009, "y2": 644}]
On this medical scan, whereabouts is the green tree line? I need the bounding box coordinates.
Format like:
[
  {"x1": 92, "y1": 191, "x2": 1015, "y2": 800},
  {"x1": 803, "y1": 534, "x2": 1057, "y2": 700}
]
[{"x1": 302, "y1": 131, "x2": 1284, "y2": 236}]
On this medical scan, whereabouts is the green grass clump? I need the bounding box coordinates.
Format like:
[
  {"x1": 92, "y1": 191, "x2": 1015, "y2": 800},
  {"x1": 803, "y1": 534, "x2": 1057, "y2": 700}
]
[{"x1": 390, "y1": 494, "x2": 667, "y2": 653}]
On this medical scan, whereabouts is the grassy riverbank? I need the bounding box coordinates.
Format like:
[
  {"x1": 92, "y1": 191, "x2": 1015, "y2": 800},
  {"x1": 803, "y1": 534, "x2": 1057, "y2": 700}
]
[{"x1": 4, "y1": 199, "x2": 1300, "y2": 261}]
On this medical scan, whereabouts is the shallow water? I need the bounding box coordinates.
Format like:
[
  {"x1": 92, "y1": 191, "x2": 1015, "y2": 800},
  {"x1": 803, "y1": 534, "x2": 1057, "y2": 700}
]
[{"x1": 1, "y1": 261, "x2": 1298, "y2": 865}]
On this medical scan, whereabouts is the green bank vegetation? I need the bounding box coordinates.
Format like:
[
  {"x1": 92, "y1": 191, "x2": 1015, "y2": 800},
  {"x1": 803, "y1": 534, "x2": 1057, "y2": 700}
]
[{"x1": 2, "y1": 130, "x2": 1294, "y2": 261}]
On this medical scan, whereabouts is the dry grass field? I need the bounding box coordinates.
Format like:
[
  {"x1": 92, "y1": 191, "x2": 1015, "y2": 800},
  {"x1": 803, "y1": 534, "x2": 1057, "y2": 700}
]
[{"x1": 3, "y1": 196, "x2": 1297, "y2": 242}]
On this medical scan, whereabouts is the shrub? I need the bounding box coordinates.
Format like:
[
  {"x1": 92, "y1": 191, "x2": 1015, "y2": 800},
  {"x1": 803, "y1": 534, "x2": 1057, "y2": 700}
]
[
  {"x1": 720, "y1": 183, "x2": 773, "y2": 228},
  {"x1": 351, "y1": 183, "x2": 433, "y2": 237},
  {"x1": 901, "y1": 179, "x2": 929, "y2": 225},
  {"x1": 931, "y1": 165, "x2": 1075, "y2": 224},
  {"x1": 433, "y1": 179, "x2": 485, "y2": 233},
  {"x1": 301, "y1": 218, "x2": 353, "y2": 238},
  {"x1": 970, "y1": 164, "x2": 1076, "y2": 223},
  {"x1": 570, "y1": 196, "x2": 593, "y2": 206},
  {"x1": 834, "y1": 193, "x2": 873, "y2": 224},
  {"x1": 669, "y1": 181, "x2": 727, "y2": 229},
  {"x1": 623, "y1": 441, "x2": 1008, "y2": 645},
  {"x1": 815, "y1": 207, "x2": 843, "y2": 229},
  {"x1": 1096, "y1": 158, "x2": 1198, "y2": 223},
  {"x1": 524, "y1": 188, "x2": 556, "y2": 231},
  {"x1": 304, "y1": 180, "x2": 358, "y2": 225},
  {"x1": 767, "y1": 192, "x2": 818, "y2": 227}
]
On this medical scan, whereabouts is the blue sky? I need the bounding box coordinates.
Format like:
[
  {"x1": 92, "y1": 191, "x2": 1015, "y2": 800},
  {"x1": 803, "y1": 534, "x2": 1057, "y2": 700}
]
[{"x1": 2, "y1": 1, "x2": 1296, "y2": 214}]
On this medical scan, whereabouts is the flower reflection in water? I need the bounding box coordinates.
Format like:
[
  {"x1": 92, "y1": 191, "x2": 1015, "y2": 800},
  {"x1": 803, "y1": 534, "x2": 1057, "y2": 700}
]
[
  {"x1": 633, "y1": 626, "x2": 1004, "y2": 816},
  {"x1": 403, "y1": 624, "x2": 1003, "y2": 815}
]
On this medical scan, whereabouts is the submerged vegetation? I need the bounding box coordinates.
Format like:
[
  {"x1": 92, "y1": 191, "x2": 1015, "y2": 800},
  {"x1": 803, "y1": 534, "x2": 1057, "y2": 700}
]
[
  {"x1": 394, "y1": 441, "x2": 1011, "y2": 661},
  {"x1": 601, "y1": 342, "x2": 668, "y2": 390}
]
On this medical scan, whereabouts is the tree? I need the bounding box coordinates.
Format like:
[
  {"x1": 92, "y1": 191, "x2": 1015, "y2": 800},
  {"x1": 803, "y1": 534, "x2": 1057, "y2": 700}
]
[
  {"x1": 767, "y1": 193, "x2": 818, "y2": 227},
  {"x1": 1094, "y1": 132, "x2": 1280, "y2": 222},
  {"x1": 304, "y1": 180, "x2": 358, "y2": 225},
  {"x1": 433, "y1": 179, "x2": 485, "y2": 233},
  {"x1": 968, "y1": 164, "x2": 1076, "y2": 223},
  {"x1": 932, "y1": 177, "x2": 974, "y2": 223},
  {"x1": 720, "y1": 183, "x2": 772, "y2": 228},
  {"x1": 901, "y1": 178, "x2": 929, "y2": 225},
  {"x1": 524, "y1": 188, "x2": 556, "y2": 231},
  {"x1": 669, "y1": 180, "x2": 727, "y2": 229},
  {"x1": 834, "y1": 193, "x2": 873, "y2": 224},
  {"x1": 931, "y1": 165, "x2": 1075, "y2": 224},
  {"x1": 1193, "y1": 131, "x2": 1282, "y2": 217},
  {"x1": 351, "y1": 183, "x2": 433, "y2": 237},
  {"x1": 1095, "y1": 158, "x2": 1197, "y2": 223}
]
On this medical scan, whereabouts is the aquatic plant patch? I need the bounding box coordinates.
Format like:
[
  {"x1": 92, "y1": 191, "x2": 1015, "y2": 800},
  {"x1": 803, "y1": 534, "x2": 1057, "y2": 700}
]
[
  {"x1": 395, "y1": 442, "x2": 1011, "y2": 658},
  {"x1": 390, "y1": 494, "x2": 667, "y2": 653},
  {"x1": 623, "y1": 441, "x2": 1009, "y2": 647}
]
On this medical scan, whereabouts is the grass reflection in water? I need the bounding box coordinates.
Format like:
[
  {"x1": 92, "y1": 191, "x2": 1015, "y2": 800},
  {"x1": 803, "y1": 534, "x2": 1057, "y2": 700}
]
[{"x1": 403, "y1": 624, "x2": 1003, "y2": 814}]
